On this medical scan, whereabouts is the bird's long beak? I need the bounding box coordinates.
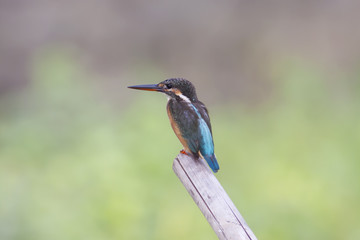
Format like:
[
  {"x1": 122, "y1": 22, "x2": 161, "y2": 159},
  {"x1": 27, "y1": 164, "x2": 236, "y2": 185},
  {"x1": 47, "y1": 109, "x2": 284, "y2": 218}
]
[{"x1": 128, "y1": 84, "x2": 164, "y2": 92}]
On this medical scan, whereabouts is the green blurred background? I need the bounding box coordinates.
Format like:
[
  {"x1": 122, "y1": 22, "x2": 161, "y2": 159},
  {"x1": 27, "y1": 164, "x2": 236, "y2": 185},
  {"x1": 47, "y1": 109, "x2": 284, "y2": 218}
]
[{"x1": 1, "y1": 1, "x2": 360, "y2": 239}]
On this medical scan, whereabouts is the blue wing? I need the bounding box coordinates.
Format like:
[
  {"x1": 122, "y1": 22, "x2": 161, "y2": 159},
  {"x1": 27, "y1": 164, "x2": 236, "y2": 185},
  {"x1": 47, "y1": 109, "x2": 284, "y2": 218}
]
[{"x1": 192, "y1": 102, "x2": 219, "y2": 172}]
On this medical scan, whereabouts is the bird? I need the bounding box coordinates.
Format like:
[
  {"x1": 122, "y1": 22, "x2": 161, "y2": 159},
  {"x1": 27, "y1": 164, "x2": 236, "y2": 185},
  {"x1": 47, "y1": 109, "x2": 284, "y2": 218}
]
[{"x1": 128, "y1": 78, "x2": 219, "y2": 173}]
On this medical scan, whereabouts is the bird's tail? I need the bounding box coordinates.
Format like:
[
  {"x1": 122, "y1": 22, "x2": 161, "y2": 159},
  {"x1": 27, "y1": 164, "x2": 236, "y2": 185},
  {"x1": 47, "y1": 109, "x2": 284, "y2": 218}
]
[{"x1": 204, "y1": 154, "x2": 220, "y2": 173}]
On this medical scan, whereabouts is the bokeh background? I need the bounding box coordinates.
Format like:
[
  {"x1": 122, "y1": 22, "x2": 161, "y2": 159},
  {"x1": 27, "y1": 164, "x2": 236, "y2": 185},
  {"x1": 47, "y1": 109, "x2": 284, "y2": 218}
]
[{"x1": 1, "y1": 1, "x2": 360, "y2": 239}]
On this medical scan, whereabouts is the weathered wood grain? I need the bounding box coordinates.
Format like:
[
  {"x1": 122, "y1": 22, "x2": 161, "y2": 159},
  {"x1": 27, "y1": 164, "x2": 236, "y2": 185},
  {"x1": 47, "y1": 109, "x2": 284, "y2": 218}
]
[{"x1": 173, "y1": 153, "x2": 257, "y2": 240}]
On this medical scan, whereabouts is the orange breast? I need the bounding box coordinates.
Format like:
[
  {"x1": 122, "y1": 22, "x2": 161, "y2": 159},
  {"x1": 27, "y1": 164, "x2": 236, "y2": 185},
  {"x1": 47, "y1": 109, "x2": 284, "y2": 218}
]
[{"x1": 166, "y1": 105, "x2": 191, "y2": 153}]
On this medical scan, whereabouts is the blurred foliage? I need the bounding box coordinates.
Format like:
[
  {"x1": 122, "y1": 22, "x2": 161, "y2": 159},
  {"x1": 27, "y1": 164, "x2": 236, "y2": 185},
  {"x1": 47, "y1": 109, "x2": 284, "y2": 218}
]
[{"x1": 0, "y1": 47, "x2": 359, "y2": 240}]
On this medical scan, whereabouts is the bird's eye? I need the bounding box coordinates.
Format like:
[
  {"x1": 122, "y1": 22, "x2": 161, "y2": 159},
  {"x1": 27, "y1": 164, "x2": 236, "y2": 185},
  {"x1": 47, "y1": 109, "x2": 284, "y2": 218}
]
[{"x1": 166, "y1": 83, "x2": 173, "y2": 89}]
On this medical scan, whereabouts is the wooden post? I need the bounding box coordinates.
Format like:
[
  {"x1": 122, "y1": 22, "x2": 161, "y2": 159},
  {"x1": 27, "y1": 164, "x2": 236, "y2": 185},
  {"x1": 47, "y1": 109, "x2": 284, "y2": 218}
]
[{"x1": 173, "y1": 153, "x2": 257, "y2": 240}]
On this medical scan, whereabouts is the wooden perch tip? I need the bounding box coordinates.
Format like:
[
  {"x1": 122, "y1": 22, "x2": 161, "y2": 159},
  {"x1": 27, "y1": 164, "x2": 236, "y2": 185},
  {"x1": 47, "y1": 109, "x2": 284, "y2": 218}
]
[{"x1": 172, "y1": 153, "x2": 257, "y2": 240}]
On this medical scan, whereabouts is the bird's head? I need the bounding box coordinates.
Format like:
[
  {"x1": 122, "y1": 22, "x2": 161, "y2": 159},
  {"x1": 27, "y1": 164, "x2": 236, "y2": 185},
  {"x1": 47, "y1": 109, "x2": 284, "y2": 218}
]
[{"x1": 128, "y1": 78, "x2": 198, "y2": 102}]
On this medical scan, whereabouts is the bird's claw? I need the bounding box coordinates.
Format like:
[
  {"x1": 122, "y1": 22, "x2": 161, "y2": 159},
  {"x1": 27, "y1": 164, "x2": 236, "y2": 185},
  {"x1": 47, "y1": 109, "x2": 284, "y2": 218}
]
[{"x1": 180, "y1": 149, "x2": 188, "y2": 155}]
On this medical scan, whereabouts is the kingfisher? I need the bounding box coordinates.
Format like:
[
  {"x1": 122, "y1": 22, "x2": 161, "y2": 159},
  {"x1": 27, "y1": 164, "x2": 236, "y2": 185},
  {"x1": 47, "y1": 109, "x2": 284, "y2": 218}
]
[{"x1": 128, "y1": 78, "x2": 220, "y2": 173}]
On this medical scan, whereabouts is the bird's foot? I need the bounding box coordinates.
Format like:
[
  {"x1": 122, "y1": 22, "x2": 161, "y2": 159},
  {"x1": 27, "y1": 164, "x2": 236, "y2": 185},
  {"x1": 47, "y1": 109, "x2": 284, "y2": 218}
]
[{"x1": 180, "y1": 149, "x2": 189, "y2": 155}]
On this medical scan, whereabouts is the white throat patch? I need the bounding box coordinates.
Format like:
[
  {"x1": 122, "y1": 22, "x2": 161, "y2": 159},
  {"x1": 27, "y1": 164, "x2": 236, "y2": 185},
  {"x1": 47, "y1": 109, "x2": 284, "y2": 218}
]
[{"x1": 177, "y1": 93, "x2": 191, "y2": 103}]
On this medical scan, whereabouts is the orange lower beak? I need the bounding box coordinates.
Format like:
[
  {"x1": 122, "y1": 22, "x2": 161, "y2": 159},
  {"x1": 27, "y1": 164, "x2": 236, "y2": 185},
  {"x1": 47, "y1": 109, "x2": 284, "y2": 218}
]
[{"x1": 128, "y1": 84, "x2": 164, "y2": 92}]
